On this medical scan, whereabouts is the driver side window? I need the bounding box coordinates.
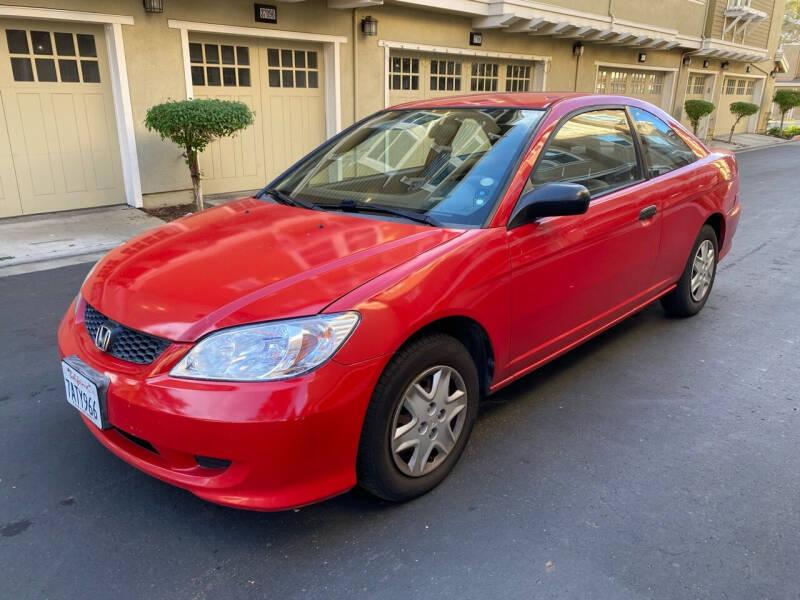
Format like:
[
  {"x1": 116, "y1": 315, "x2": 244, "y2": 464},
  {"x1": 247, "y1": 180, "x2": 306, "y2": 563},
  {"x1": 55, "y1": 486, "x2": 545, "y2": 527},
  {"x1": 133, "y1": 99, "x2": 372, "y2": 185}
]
[{"x1": 530, "y1": 108, "x2": 641, "y2": 196}]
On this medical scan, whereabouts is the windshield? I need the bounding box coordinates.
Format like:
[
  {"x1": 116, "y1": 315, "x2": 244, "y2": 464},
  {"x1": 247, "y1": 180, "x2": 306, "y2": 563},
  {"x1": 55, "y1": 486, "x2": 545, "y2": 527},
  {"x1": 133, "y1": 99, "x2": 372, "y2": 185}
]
[{"x1": 270, "y1": 108, "x2": 544, "y2": 228}]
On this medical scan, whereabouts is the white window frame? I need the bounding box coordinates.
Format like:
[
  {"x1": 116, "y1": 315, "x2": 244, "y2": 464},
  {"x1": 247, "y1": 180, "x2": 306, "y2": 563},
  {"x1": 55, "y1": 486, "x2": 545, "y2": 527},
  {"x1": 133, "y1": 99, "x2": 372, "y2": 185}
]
[
  {"x1": 378, "y1": 40, "x2": 549, "y2": 108},
  {"x1": 168, "y1": 20, "x2": 347, "y2": 139},
  {"x1": 0, "y1": 5, "x2": 141, "y2": 207},
  {"x1": 593, "y1": 61, "x2": 679, "y2": 112}
]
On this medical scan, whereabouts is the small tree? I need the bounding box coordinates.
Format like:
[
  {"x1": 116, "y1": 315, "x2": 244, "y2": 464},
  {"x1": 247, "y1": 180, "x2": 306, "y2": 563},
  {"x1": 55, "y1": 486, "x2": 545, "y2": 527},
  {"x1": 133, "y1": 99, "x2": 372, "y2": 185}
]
[
  {"x1": 773, "y1": 89, "x2": 800, "y2": 133},
  {"x1": 145, "y1": 99, "x2": 254, "y2": 211},
  {"x1": 684, "y1": 99, "x2": 715, "y2": 136},
  {"x1": 727, "y1": 101, "x2": 759, "y2": 143}
]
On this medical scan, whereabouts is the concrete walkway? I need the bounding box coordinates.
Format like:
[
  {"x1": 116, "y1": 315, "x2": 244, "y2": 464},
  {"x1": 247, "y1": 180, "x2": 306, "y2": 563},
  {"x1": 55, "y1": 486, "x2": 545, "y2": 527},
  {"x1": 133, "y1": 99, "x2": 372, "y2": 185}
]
[
  {"x1": 0, "y1": 205, "x2": 164, "y2": 277},
  {"x1": 708, "y1": 132, "x2": 793, "y2": 152}
]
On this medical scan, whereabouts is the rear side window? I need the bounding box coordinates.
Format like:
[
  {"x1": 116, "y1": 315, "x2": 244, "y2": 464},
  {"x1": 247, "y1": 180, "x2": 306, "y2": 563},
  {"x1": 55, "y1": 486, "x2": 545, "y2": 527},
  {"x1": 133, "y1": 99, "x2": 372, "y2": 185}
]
[
  {"x1": 629, "y1": 107, "x2": 696, "y2": 177},
  {"x1": 530, "y1": 108, "x2": 640, "y2": 196}
]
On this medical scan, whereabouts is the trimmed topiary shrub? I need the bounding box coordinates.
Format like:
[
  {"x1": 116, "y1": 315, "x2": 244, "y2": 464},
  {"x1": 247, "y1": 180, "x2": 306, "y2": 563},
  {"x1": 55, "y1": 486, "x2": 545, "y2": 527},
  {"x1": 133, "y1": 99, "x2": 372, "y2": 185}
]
[
  {"x1": 727, "y1": 101, "x2": 759, "y2": 143},
  {"x1": 684, "y1": 99, "x2": 715, "y2": 136},
  {"x1": 773, "y1": 89, "x2": 800, "y2": 134},
  {"x1": 145, "y1": 99, "x2": 254, "y2": 211}
]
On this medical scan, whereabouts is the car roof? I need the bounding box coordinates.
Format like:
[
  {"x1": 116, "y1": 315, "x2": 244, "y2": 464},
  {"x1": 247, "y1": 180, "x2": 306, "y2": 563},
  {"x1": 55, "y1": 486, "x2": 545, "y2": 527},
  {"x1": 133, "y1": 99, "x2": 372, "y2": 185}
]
[{"x1": 388, "y1": 92, "x2": 592, "y2": 110}]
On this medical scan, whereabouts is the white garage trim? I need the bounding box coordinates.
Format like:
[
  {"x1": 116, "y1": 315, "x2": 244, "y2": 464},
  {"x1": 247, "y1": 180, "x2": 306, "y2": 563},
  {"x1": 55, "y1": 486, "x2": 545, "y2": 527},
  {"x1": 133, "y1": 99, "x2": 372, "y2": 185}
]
[
  {"x1": 593, "y1": 61, "x2": 679, "y2": 112},
  {"x1": 0, "y1": 5, "x2": 142, "y2": 208},
  {"x1": 378, "y1": 39, "x2": 550, "y2": 108},
  {"x1": 168, "y1": 20, "x2": 347, "y2": 137}
]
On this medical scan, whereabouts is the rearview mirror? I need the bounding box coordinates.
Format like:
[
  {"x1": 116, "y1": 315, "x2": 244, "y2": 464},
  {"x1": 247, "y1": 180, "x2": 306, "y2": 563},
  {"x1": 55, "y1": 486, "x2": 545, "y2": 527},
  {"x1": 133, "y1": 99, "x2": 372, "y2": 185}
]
[{"x1": 508, "y1": 183, "x2": 590, "y2": 229}]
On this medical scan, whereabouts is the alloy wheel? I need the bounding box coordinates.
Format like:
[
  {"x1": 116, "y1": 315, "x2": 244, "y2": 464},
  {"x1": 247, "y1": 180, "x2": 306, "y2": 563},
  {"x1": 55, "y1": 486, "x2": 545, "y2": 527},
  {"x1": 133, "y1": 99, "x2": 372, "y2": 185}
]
[
  {"x1": 690, "y1": 239, "x2": 715, "y2": 302},
  {"x1": 390, "y1": 365, "x2": 468, "y2": 477}
]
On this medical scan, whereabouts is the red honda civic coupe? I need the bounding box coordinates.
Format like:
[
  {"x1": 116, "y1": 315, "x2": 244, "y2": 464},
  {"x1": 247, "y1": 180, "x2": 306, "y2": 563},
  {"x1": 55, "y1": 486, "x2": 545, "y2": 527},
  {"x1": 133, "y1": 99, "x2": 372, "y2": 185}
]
[{"x1": 58, "y1": 93, "x2": 740, "y2": 510}]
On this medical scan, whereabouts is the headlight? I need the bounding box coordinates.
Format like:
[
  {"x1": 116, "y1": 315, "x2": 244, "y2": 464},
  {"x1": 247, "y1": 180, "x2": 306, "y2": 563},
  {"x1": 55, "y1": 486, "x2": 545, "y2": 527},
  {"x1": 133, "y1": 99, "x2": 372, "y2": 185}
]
[{"x1": 170, "y1": 312, "x2": 360, "y2": 381}]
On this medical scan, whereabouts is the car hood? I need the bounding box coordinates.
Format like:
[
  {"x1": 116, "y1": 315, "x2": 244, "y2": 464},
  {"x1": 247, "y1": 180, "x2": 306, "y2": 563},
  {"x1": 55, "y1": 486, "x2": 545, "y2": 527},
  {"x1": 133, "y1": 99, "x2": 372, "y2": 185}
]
[{"x1": 81, "y1": 198, "x2": 462, "y2": 342}]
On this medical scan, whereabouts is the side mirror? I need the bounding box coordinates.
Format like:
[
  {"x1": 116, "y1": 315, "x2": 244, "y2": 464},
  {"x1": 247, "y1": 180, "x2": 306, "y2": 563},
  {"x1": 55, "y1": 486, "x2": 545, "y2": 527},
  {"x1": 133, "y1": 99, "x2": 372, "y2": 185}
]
[{"x1": 508, "y1": 183, "x2": 591, "y2": 229}]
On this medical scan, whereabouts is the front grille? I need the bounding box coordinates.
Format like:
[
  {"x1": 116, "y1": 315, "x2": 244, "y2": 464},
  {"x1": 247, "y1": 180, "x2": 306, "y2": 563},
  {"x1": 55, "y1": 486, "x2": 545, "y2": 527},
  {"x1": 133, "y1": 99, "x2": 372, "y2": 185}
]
[
  {"x1": 114, "y1": 427, "x2": 159, "y2": 455},
  {"x1": 84, "y1": 304, "x2": 171, "y2": 365}
]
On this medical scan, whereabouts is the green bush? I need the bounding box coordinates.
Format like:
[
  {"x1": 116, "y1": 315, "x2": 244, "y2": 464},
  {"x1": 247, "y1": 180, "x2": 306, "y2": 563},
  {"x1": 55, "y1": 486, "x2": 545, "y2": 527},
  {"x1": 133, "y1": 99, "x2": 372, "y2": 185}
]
[
  {"x1": 145, "y1": 99, "x2": 254, "y2": 211},
  {"x1": 727, "y1": 101, "x2": 759, "y2": 143},
  {"x1": 768, "y1": 125, "x2": 800, "y2": 139},
  {"x1": 772, "y1": 90, "x2": 800, "y2": 133},
  {"x1": 684, "y1": 99, "x2": 715, "y2": 136}
]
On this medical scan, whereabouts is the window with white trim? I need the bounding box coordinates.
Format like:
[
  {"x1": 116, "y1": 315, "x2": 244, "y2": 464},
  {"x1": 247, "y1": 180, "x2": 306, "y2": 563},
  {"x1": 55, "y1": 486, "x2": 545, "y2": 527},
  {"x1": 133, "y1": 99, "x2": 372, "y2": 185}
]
[
  {"x1": 430, "y1": 59, "x2": 462, "y2": 91},
  {"x1": 505, "y1": 64, "x2": 531, "y2": 92},
  {"x1": 5, "y1": 29, "x2": 100, "y2": 83},
  {"x1": 470, "y1": 63, "x2": 498, "y2": 92},
  {"x1": 389, "y1": 56, "x2": 419, "y2": 91},
  {"x1": 267, "y1": 48, "x2": 319, "y2": 89},
  {"x1": 609, "y1": 70, "x2": 627, "y2": 94},
  {"x1": 687, "y1": 74, "x2": 706, "y2": 95},
  {"x1": 647, "y1": 73, "x2": 664, "y2": 95},
  {"x1": 190, "y1": 42, "x2": 251, "y2": 87}
]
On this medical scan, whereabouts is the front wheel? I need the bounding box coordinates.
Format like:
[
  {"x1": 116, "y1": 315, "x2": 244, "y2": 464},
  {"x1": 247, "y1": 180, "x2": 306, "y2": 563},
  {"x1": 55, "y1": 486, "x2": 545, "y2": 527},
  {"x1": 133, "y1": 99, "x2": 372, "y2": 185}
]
[
  {"x1": 661, "y1": 224, "x2": 718, "y2": 317},
  {"x1": 357, "y1": 334, "x2": 479, "y2": 502}
]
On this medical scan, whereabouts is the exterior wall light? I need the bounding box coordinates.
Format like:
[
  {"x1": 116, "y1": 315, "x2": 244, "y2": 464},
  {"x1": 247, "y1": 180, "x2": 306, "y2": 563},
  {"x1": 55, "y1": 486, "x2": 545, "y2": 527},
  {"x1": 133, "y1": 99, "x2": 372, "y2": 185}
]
[
  {"x1": 142, "y1": 0, "x2": 164, "y2": 12},
  {"x1": 572, "y1": 42, "x2": 584, "y2": 57},
  {"x1": 682, "y1": 56, "x2": 692, "y2": 66},
  {"x1": 720, "y1": 61, "x2": 730, "y2": 70},
  {"x1": 702, "y1": 59, "x2": 710, "y2": 68},
  {"x1": 361, "y1": 16, "x2": 378, "y2": 36},
  {"x1": 745, "y1": 65, "x2": 751, "y2": 73},
  {"x1": 638, "y1": 52, "x2": 647, "y2": 63}
]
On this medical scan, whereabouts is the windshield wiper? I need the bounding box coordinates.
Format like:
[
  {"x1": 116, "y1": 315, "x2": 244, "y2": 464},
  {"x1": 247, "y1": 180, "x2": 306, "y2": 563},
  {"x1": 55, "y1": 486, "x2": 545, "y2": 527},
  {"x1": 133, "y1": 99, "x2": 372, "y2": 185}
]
[
  {"x1": 259, "y1": 187, "x2": 320, "y2": 211},
  {"x1": 327, "y1": 199, "x2": 444, "y2": 227}
]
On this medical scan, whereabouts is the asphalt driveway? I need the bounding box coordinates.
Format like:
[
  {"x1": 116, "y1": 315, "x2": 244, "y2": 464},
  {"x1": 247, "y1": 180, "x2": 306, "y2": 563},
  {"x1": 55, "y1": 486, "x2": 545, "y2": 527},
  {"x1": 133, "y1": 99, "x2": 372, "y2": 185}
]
[{"x1": 1, "y1": 144, "x2": 798, "y2": 600}]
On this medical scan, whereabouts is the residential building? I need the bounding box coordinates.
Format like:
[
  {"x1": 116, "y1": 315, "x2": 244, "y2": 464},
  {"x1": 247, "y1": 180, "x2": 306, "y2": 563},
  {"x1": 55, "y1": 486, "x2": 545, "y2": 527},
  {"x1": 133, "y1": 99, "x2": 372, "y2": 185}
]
[
  {"x1": 0, "y1": 0, "x2": 786, "y2": 217},
  {"x1": 770, "y1": 42, "x2": 800, "y2": 126}
]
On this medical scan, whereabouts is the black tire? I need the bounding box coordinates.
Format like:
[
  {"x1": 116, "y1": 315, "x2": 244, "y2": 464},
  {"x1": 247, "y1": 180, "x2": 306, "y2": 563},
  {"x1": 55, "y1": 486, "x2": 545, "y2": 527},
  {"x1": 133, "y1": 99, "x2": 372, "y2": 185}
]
[
  {"x1": 661, "y1": 224, "x2": 718, "y2": 317},
  {"x1": 357, "y1": 333, "x2": 480, "y2": 502}
]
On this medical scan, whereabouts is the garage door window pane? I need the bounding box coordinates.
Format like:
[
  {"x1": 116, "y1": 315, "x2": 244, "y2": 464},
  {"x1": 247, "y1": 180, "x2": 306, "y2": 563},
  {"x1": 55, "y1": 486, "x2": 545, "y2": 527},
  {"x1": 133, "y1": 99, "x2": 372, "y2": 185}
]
[
  {"x1": 221, "y1": 45, "x2": 235, "y2": 65},
  {"x1": 282, "y1": 70, "x2": 294, "y2": 87},
  {"x1": 35, "y1": 58, "x2": 57, "y2": 81},
  {"x1": 295, "y1": 70, "x2": 306, "y2": 88},
  {"x1": 76, "y1": 34, "x2": 96, "y2": 57},
  {"x1": 308, "y1": 52, "x2": 318, "y2": 69},
  {"x1": 10, "y1": 57, "x2": 34, "y2": 81},
  {"x1": 268, "y1": 48, "x2": 279, "y2": 67},
  {"x1": 204, "y1": 44, "x2": 219, "y2": 64},
  {"x1": 629, "y1": 107, "x2": 696, "y2": 176},
  {"x1": 191, "y1": 65, "x2": 205, "y2": 86},
  {"x1": 269, "y1": 69, "x2": 280, "y2": 87},
  {"x1": 308, "y1": 71, "x2": 319, "y2": 88},
  {"x1": 58, "y1": 59, "x2": 79, "y2": 82},
  {"x1": 294, "y1": 50, "x2": 306, "y2": 68},
  {"x1": 189, "y1": 42, "x2": 203, "y2": 63},
  {"x1": 238, "y1": 68, "x2": 251, "y2": 86},
  {"x1": 725, "y1": 79, "x2": 736, "y2": 94},
  {"x1": 281, "y1": 49, "x2": 293, "y2": 67},
  {"x1": 6, "y1": 29, "x2": 29, "y2": 54},
  {"x1": 531, "y1": 109, "x2": 640, "y2": 195},
  {"x1": 54, "y1": 32, "x2": 76, "y2": 56},
  {"x1": 237, "y1": 46, "x2": 250, "y2": 65},
  {"x1": 222, "y1": 67, "x2": 236, "y2": 86},
  {"x1": 30, "y1": 31, "x2": 52, "y2": 55},
  {"x1": 206, "y1": 66, "x2": 220, "y2": 86},
  {"x1": 80, "y1": 60, "x2": 100, "y2": 83}
]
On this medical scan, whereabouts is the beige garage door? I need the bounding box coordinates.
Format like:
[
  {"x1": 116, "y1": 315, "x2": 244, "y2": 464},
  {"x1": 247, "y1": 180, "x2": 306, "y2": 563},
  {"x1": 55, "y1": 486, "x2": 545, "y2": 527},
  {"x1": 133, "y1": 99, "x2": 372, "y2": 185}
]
[
  {"x1": 715, "y1": 76, "x2": 757, "y2": 137},
  {"x1": 0, "y1": 20, "x2": 124, "y2": 217},
  {"x1": 681, "y1": 73, "x2": 713, "y2": 137},
  {"x1": 190, "y1": 34, "x2": 326, "y2": 195},
  {"x1": 388, "y1": 52, "x2": 538, "y2": 106},
  {"x1": 595, "y1": 67, "x2": 666, "y2": 108}
]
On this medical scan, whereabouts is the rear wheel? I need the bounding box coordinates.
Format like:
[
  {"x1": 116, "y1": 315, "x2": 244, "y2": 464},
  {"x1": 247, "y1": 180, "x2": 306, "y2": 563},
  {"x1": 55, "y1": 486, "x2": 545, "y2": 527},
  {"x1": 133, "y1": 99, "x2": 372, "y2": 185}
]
[
  {"x1": 661, "y1": 224, "x2": 718, "y2": 317},
  {"x1": 357, "y1": 334, "x2": 479, "y2": 501}
]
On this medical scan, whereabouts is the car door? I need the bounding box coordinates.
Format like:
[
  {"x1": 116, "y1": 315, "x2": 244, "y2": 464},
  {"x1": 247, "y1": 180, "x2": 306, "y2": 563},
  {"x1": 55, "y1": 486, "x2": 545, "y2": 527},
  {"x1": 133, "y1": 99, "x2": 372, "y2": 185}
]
[{"x1": 504, "y1": 107, "x2": 663, "y2": 377}]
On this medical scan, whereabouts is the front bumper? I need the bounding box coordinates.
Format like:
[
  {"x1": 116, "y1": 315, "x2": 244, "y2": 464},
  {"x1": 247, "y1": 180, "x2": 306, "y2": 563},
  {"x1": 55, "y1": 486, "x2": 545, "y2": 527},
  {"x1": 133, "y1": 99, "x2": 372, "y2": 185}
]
[{"x1": 57, "y1": 299, "x2": 386, "y2": 510}]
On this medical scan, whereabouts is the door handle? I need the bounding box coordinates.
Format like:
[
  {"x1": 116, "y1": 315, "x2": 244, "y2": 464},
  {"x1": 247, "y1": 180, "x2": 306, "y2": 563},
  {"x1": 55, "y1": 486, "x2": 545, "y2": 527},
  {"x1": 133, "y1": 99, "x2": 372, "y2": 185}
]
[{"x1": 639, "y1": 205, "x2": 657, "y2": 221}]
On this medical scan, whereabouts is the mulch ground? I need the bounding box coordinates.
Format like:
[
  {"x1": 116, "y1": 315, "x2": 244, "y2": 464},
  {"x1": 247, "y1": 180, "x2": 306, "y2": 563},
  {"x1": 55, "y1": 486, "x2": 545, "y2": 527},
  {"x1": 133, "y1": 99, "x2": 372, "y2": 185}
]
[{"x1": 141, "y1": 203, "x2": 196, "y2": 222}]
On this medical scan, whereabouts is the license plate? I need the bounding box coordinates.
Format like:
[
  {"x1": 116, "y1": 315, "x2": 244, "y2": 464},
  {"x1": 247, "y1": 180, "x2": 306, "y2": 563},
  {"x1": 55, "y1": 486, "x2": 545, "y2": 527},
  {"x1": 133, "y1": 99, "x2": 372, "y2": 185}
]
[{"x1": 62, "y1": 356, "x2": 109, "y2": 430}]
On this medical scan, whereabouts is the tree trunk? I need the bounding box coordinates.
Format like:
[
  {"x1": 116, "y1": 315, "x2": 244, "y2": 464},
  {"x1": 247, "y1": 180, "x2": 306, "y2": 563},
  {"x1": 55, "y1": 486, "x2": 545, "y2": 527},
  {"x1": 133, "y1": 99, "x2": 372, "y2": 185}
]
[
  {"x1": 780, "y1": 112, "x2": 785, "y2": 134},
  {"x1": 188, "y1": 150, "x2": 204, "y2": 212},
  {"x1": 727, "y1": 117, "x2": 742, "y2": 144},
  {"x1": 692, "y1": 120, "x2": 699, "y2": 135}
]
